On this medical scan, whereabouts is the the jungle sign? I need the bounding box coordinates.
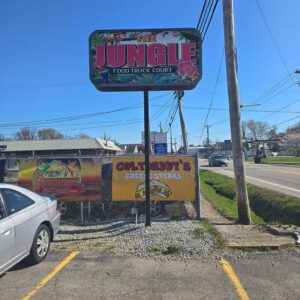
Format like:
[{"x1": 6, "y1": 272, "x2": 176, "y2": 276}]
[{"x1": 89, "y1": 28, "x2": 202, "y2": 91}]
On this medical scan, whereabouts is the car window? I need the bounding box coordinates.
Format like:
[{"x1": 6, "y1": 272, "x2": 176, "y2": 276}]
[
  {"x1": 0, "y1": 197, "x2": 7, "y2": 220},
  {"x1": 1, "y1": 189, "x2": 34, "y2": 216}
]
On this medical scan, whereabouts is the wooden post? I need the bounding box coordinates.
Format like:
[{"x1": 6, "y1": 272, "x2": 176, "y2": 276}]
[
  {"x1": 177, "y1": 91, "x2": 188, "y2": 154},
  {"x1": 222, "y1": 0, "x2": 251, "y2": 224}
]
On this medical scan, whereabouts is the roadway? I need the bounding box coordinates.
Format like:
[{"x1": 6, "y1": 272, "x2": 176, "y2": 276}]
[{"x1": 199, "y1": 159, "x2": 300, "y2": 198}]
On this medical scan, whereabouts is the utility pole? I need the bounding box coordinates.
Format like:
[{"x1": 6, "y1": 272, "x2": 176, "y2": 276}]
[
  {"x1": 169, "y1": 123, "x2": 173, "y2": 154},
  {"x1": 222, "y1": 0, "x2": 251, "y2": 224},
  {"x1": 176, "y1": 90, "x2": 188, "y2": 154},
  {"x1": 206, "y1": 124, "x2": 211, "y2": 157}
]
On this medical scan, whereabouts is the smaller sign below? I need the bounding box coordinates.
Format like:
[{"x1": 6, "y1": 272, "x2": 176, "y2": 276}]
[
  {"x1": 142, "y1": 131, "x2": 167, "y2": 145},
  {"x1": 154, "y1": 143, "x2": 168, "y2": 155}
]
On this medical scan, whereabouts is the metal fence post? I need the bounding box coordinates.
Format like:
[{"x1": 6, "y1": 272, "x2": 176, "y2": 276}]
[
  {"x1": 194, "y1": 155, "x2": 201, "y2": 220},
  {"x1": 80, "y1": 202, "x2": 84, "y2": 223}
]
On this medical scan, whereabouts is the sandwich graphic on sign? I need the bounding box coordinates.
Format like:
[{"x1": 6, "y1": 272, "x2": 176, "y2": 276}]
[{"x1": 135, "y1": 180, "x2": 171, "y2": 199}]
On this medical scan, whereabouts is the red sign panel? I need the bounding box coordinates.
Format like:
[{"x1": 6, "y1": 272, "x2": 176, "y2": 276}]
[{"x1": 89, "y1": 28, "x2": 202, "y2": 91}]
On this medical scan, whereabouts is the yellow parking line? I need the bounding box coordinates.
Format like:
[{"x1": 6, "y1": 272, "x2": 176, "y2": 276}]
[
  {"x1": 22, "y1": 251, "x2": 80, "y2": 300},
  {"x1": 220, "y1": 258, "x2": 250, "y2": 300},
  {"x1": 262, "y1": 169, "x2": 300, "y2": 176}
]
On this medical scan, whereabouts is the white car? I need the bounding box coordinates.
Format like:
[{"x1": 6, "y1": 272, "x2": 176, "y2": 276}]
[{"x1": 0, "y1": 184, "x2": 60, "y2": 275}]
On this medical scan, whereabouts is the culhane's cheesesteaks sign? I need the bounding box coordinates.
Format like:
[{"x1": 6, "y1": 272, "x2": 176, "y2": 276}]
[
  {"x1": 89, "y1": 28, "x2": 202, "y2": 91},
  {"x1": 112, "y1": 156, "x2": 196, "y2": 201}
]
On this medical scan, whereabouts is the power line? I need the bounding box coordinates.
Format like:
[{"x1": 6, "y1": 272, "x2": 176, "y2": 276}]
[
  {"x1": 199, "y1": 0, "x2": 215, "y2": 33},
  {"x1": 165, "y1": 102, "x2": 179, "y2": 133},
  {"x1": 150, "y1": 94, "x2": 174, "y2": 122},
  {"x1": 202, "y1": 0, "x2": 219, "y2": 41},
  {"x1": 0, "y1": 104, "x2": 142, "y2": 128},
  {"x1": 0, "y1": 81, "x2": 90, "y2": 90},
  {"x1": 255, "y1": 0, "x2": 292, "y2": 77},
  {"x1": 196, "y1": 0, "x2": 219, "y2": 41},
  {"x1": 272, "y1": 115, "x2": 300, "y2": 128},
  {"x1": 205, "y1": 74, "x2": 297, "y2": 129},
  {"x1": 257, "y1": 98, "x2": 300, "y2": 121},
  {"x1": 162, "y1": 0, "x2": 220, "y2": 144},
  {"x1": 0, "y1": 93, "x2": 172, "y2": 129},
  {"x1": 2, "y1": 120, "x2": 145, "y2": 137},
  {"x1": 198, "y1": 48, "x2": 224, "y2": 144},
  {"x1": 197, "y1": 0, "x2": 209, "y2": 29},
  {"x1": 0, "y1": 118, "x2": 145, "y2": 131},
  {"x1": 0, "y1": 92, "x2": 172, "y2": 103},
  {"x1": 163, "y1": 97, "x2": 177, "y2": 131},
  {"x1": 253, "y1": 75, "x2": 295, "y2": 105},
  {"x1": 150, "y1": 104, "x2": 300, "y2": 114}
]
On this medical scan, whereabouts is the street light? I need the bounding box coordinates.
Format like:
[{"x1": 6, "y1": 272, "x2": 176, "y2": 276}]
[{"x1": 240, "y1": 104, "x2": 261, "y2": 108}]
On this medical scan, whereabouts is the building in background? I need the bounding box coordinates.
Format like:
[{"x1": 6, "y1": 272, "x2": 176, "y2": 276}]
[
  {"x1": 0, "y1": 138, "x2": 122, "y2": 182},
  {"x1": 119, "y1": 144, "x2": 145, "y2": 155},
  {"x1": 0, "y1": 138, "x2": 121, "y2": 158}
]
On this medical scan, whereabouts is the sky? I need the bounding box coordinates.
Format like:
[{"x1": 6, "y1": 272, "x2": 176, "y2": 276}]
[{"x1": 0, "y1": 0, "x2": 299, "y2": 148}]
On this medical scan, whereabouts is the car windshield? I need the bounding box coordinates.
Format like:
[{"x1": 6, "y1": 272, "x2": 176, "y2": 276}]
[{"x1": 213, "y1": 156, "x2": 225, "y2": 159}]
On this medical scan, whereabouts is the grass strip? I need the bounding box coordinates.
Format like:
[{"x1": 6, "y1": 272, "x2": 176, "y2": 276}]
[
  {"x1": 261, "y1": 157, "x2": 300, "y2": 164},
  {"x1": 200, "y1": 170, "x2": 300, "y2": 226},
  {"x1": 196, "y1": 219, "x2": 225, "y2": 247},
  {"x1": 201, "y1": 172, "x2": 264, "y2": 224}
]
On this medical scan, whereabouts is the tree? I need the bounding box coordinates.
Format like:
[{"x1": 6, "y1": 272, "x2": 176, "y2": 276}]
[
  {"x1": 14, "y1": 127, "x2": 37, "y2": 140},
  {"x1": 0, "y1": 134, "x2": 5, "y2": 141},
  {"x1": 286, "y1": 121, "x2": 300, "y2": 156},
  {"x1": 267, "y1": 126, "x2": 282, "y2": 152},
  {"x1": 73, "y1": 133, "x2": 90, "y2": 139},
  {"x1": 244, "y1": 120, "x2": 269, "y2": 157},
  {"x1": 242, "y1": 122, "x2": 249, "y2": 148},
  {"x1": 37, "y1": 128, "x2": 64, "y2": 140}
]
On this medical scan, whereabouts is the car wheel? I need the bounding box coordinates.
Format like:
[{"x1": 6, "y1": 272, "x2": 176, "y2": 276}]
[{"x1": 29, "y1": 224, "x2": 50, "y2": 264}]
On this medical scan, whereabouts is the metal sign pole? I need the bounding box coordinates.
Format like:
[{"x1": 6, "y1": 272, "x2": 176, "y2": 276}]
[
  {"x1": 194, "y1": 155, "x2": 201, "y2": 220},
  {"x1": 144, "y1": 90, "x2": 151, "y2": 227}
]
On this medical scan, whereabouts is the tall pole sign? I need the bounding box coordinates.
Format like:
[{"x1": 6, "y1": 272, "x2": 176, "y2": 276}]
[{"x1": 89, "y1": 28, "x2": 202, "y2": 226}]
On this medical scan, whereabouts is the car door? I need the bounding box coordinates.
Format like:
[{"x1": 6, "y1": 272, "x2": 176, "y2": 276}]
[
  {"x1": 1, "y1": 188, "x2": 37, "y2": 262},
  {"x1": 0, "y1": 194, "x2": 14, "y2": 274}
]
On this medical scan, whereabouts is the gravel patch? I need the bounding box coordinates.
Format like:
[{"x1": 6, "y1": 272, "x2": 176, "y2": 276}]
[
  {"x1": 52, "y1": 217, "x2": 219, "y2": 260},
  {"x1": 52, "y1": 217, "x2": 300, "y2": 261}
]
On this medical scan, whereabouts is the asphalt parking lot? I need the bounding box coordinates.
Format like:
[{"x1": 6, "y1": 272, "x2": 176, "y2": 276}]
[{"x1": 1, "y1": 250, "x2": 300, "y2": 300}]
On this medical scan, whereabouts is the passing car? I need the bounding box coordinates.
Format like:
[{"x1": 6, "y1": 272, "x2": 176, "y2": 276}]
[
  {"x1": 0, "y1": 184, "x2": 60, "y2": 275},
  {"x1": 209, "y1": 154, "x2": 229, "y2": 167}
]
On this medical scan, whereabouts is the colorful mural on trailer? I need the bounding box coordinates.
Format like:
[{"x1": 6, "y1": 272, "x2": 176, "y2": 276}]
[
  {"x1": 18, "y1": 158, "x2": 102, "y2": 201},
  {"x1": 89, "y1": 28, "x2": 202, "y2": 91}
]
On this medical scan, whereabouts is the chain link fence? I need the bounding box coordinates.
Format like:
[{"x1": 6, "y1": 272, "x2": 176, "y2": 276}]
[{"x1": 2, "y1": 155, "x2": 199, "y2": 223}]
